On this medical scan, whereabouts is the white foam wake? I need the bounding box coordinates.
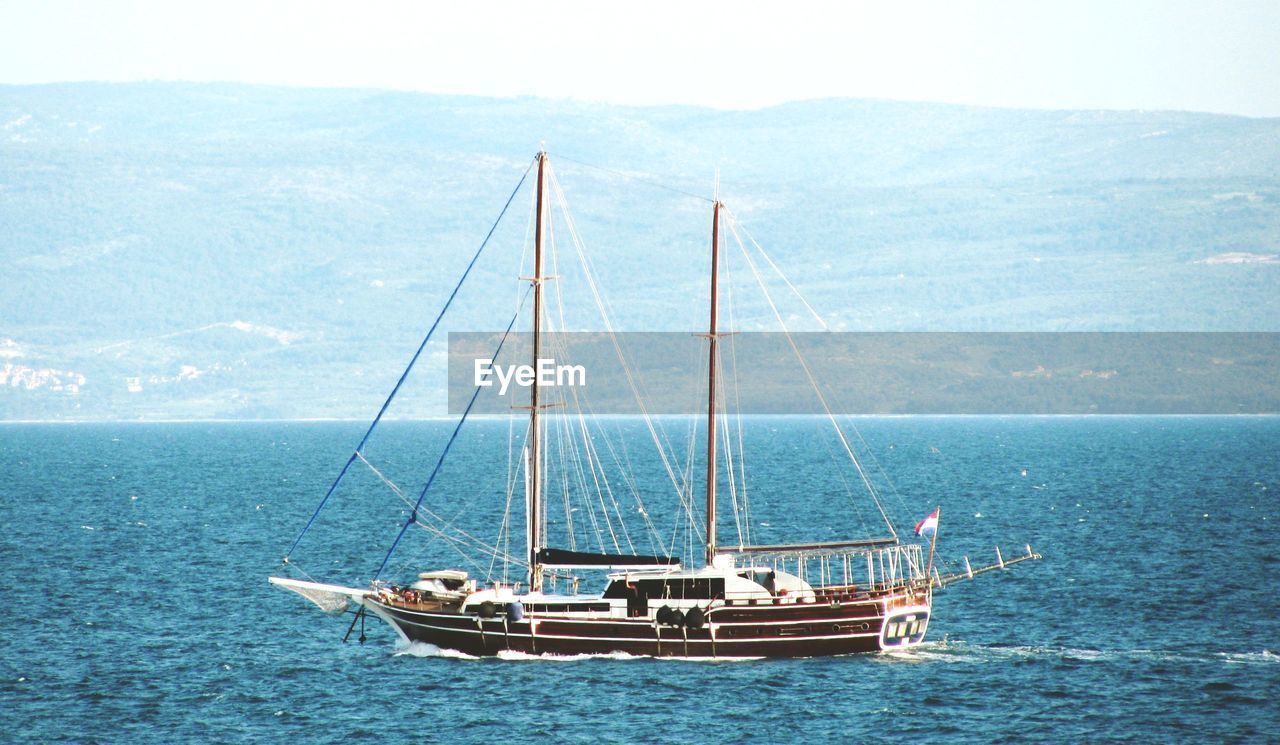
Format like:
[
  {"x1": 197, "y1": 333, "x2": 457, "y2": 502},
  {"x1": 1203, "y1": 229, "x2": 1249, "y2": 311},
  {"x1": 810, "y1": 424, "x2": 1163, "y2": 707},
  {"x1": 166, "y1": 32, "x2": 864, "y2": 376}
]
[
  {"x1": 885, "y1": 640, "x2": 1280, "y2": 667},
  {"x1": 495, "y1": 649, "x2": 643, "y2": 662},
  {"x1": 1219, "y1": 649, "x2": 1278, "y2": 665},
  {"x1": 391, "y1": 643, "x2": 762, "y2": 662},
  {"x1": 394, "y1": 641, "x2": 479, "y2": 660}
]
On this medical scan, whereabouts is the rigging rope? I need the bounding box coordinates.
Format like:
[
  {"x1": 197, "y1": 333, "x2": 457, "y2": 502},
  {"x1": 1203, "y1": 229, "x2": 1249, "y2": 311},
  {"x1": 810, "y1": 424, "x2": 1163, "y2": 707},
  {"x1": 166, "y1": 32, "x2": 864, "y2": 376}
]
[
  {"x1": 724, "y1": 210, "x2": 899, "y2": 542},
  {"x1": 357, "y1": 451, "x2": 514, "y2": 568},
  {"x1": 547, "y1": 152, "x2": 715, "y2": 204},
  {"x1": 366, "y1": 450, "x2": 516, "y2": 579},
  {"x1": 734, "y1": 217, "x2": 918, "y2": 529},
  {"x1": 282, "y1": 157, "x2": 536, "y2": 563},
  {"x1": 718, "y1": 237, "x2": 751, "y2": 549},
  {"x1": 374, "y1": 288, "x2": 531, "y2": 581},
  {"x1": 487, "y1": 414, "x2": 525, "y2": 583},
  {"x1": 733, "y1": 221, "x2": 830, "y2": 330},
  {"x1": 545, "y1": 164, "x2": 690, "y2": 552}
]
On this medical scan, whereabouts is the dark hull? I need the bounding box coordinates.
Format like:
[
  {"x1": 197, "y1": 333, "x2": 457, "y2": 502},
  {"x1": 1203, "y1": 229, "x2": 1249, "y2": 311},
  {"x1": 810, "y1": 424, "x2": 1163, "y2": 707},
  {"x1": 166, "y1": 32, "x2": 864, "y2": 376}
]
[{"x1": 368, "y1": 594, "x2": 929, "y2": 658}]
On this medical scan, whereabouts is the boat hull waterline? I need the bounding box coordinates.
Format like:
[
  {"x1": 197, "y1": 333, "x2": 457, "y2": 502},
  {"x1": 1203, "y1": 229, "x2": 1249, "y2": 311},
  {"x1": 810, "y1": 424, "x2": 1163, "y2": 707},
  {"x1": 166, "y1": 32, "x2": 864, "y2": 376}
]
[{"x1": 363, "y1": 594, "x2": 931, "y2": 659}]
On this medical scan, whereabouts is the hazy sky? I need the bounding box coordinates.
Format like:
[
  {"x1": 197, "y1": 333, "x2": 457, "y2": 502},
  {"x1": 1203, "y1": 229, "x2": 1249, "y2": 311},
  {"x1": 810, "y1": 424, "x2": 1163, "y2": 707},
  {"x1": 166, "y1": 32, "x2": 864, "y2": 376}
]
[{"x1": 3, "y1": 0, "x2": 1279, "y2": 116}]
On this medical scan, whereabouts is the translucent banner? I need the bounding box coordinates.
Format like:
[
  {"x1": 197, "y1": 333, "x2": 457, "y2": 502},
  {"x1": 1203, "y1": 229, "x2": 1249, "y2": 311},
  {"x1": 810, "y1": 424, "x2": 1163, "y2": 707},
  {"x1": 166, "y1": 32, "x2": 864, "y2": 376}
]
[{"x1": 447, "y1": 332, "x2": 1280, "y2": 415}]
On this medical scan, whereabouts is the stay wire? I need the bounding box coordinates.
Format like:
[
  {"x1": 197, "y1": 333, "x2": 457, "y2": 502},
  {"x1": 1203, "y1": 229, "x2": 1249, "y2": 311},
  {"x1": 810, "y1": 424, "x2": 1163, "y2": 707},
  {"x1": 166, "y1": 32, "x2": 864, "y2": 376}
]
[
  {"x1": 548, "y1": 152, "x2": 715, "y2": 205},
  {"x1": 282, "y1": 156, "x2": 536, "y2": 564},
  {"x1": 374, "y1": 286, "x2": 533, "y2": 581}
]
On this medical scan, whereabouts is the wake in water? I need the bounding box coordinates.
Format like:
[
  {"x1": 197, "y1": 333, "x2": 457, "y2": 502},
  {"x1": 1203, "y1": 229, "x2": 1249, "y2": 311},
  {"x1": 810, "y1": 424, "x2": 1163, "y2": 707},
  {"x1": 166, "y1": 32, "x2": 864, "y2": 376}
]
[
  {"x1": 879, "y1": 639, "x2": 1279, "y2": 667},
  {"x1": 394, "y1": 641, "x2": 479, "y2": 660},
  {"x1": 1219, "y1": 649, "x2": 1277, "y2": 665},
  {"x1": 393, "y1": 641, "x2": 643, "y2": 662},
  {"x1": 392, "y1": 638, "x2": 1276, "y2": 666},
  {"x1": 496, "y1": 649, "x2": 643, "y2": 662},
  {"x1": 391, "y1": 641, "x2": 759, "y2": 662}
]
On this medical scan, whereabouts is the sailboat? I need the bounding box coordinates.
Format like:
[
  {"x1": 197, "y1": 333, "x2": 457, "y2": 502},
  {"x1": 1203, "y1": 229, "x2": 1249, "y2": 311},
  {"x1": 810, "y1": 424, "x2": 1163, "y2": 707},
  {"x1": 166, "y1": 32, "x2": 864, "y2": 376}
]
[{"x1": 269, "y1": 151, "x2": 1040, "y2": 658}]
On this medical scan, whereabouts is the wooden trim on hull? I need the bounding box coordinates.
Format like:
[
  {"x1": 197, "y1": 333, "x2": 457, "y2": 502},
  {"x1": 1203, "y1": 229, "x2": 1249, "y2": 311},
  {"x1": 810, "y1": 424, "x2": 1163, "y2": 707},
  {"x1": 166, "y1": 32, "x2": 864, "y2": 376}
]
[{"x1": 368, "y1": 596, "x2": 919, "y2": 658}]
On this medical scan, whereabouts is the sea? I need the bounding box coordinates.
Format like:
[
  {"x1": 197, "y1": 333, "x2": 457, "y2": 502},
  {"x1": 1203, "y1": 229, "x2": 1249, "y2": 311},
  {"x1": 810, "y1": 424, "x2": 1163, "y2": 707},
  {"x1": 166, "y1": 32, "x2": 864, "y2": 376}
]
[{"x1": 1, "y1": 416, "x2": 1277, "y2": 743}]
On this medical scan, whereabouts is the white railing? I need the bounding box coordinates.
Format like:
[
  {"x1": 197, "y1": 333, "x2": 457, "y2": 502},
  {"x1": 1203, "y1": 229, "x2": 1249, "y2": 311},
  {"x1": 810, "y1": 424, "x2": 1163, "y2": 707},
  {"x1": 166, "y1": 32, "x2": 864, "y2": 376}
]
[{"x1": 736, "y1": 543, "x2": 926, "y2": 591}]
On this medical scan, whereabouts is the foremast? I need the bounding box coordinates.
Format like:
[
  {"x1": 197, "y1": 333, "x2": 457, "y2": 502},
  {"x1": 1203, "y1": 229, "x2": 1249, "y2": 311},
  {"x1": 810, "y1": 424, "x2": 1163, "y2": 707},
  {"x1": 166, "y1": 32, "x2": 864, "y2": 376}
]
[{"x1": 528, "y1": 151, "x2": 548, "y2": 592}]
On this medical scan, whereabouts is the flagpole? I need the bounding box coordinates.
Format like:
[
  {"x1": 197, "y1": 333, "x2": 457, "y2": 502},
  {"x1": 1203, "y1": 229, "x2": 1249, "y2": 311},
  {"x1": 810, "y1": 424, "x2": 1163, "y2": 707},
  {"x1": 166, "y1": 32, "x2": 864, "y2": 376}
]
[{"x1": 925, "y1": 506, "x2": 940, "y2": 588}]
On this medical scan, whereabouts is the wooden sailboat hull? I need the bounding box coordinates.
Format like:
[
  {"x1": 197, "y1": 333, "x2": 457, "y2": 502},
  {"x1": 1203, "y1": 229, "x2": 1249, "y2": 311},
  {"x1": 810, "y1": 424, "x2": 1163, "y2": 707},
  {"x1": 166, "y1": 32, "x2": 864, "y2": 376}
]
[{"x1": 366, "y1": 593, "x2": 930, "y2": 658}]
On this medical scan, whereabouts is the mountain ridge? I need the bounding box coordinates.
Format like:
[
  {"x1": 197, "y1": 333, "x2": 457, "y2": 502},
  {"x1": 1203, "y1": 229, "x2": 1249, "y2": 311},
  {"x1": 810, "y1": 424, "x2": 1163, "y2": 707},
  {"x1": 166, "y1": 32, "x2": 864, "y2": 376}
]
[{"x1": 2, "y1": 82, "x2": 1277, "y2": 419}]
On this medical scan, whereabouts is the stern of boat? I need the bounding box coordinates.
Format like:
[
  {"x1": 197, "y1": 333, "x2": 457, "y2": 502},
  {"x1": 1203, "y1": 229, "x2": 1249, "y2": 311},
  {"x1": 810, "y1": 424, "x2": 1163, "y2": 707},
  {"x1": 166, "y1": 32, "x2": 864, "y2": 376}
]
[{"x1": 879, "y1": 604, "x2": 930, "y2": 650}]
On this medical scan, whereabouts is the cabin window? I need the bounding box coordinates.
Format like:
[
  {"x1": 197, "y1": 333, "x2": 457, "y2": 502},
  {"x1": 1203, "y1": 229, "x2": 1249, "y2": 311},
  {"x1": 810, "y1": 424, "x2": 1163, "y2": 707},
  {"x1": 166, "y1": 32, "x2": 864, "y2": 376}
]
[
  {"x1": 602, "y1": 578, "x2": 724, "y2": 600},
  {"x1": 524, "y1": 602, "x2": 610, "y2": 613}
]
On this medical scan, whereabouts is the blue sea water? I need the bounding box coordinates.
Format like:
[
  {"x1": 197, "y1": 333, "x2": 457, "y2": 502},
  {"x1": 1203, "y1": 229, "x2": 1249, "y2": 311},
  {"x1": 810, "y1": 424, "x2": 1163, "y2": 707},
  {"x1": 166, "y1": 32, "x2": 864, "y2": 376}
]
[{"x1": 1, "y1": 417, "x2": 1277, "y2": 743}]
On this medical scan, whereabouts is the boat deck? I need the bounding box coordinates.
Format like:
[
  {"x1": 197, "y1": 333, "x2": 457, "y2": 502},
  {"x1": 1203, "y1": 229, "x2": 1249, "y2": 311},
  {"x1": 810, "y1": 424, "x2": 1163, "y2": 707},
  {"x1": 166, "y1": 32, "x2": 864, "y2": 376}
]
[{"x1": 377, "y1": 596, "x2": 458, "y2": 613}]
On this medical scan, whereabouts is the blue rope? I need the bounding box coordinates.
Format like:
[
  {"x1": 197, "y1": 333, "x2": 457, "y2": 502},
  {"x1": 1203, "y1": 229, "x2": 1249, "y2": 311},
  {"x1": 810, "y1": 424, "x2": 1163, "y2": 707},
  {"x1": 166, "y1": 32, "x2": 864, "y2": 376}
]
[
  {"x1": 373, "y1": 289, "x2": 530, "y2": 581},
  {"x1": 283, "y1": 156, "x2": 536, "y2": 563}
]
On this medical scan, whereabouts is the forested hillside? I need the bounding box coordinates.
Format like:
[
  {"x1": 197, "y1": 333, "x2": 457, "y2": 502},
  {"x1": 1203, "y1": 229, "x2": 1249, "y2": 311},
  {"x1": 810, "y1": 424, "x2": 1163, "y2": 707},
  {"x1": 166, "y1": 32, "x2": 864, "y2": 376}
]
[{"x1": 2, "y1": 83, "x2": 1277, "y2": 419}]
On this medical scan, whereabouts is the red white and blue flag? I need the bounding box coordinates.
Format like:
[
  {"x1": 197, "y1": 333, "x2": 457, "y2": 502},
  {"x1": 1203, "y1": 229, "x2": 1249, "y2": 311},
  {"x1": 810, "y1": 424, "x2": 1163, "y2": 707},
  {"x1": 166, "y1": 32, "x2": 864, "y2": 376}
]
[{"x1": 915, "y1": 508, "x2": 939, "y2": 537}]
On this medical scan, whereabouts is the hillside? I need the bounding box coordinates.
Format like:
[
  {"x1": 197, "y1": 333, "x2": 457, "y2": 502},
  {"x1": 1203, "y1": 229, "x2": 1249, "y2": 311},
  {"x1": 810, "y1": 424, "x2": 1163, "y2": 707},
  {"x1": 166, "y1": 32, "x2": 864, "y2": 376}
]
[{"x1": 2, "y1": 83, "x2": 1278, "y2": 419}]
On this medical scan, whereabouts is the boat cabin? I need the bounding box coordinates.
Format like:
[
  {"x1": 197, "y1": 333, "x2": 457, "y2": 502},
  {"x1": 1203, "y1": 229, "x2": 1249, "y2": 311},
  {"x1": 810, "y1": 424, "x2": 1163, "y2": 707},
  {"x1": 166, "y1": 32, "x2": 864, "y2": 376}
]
[
  {"x1": 409, "y1": 570, "x2": 474, "y2": 601},
  {"x1": 596, "y1": 565, "x2": 818, "y2": 617}
]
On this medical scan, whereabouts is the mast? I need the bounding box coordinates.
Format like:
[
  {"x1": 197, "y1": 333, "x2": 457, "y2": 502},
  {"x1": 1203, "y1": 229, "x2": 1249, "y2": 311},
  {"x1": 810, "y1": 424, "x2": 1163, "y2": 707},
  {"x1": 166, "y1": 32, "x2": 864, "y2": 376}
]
[
  {"x1": 705, "y1": 200, "x2": 722, "y2": 566},
  {"x1": 529, "y1": 151, "x2": 547, "y2": 593}
]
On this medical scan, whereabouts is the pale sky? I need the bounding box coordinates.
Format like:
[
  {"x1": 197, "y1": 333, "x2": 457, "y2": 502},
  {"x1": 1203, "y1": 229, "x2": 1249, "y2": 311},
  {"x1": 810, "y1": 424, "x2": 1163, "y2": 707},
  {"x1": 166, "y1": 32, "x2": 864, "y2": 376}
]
[{"x1": 2, "y1": 0, "x2": 1279, "y2": 116}]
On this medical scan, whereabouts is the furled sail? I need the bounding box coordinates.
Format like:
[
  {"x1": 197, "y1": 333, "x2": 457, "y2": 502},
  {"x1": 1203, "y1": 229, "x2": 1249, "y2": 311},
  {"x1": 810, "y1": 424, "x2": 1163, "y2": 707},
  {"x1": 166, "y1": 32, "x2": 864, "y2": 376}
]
[{"x1": 535, "y1": 547, "x2": 679, "y2": 568}]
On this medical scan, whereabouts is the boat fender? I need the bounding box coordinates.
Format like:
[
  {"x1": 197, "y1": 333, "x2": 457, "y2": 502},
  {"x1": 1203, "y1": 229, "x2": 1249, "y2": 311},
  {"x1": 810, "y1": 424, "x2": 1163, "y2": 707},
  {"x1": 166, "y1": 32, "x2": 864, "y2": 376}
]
[
  {"x1": 478, "y1": 600, "x2": 497, "y2": 619},
  {"x1": 670, "y1": 609, "x2": 685, "y2": 628},
  {"x1": 685, "y1": 607, "x2": 705, "y2": 630},
  {"x1": 656, "y1": 605, "x2": 674, "y2": 626},
  {"x1": 507, "y1": 601, "x2": 524, "y2": 623}
]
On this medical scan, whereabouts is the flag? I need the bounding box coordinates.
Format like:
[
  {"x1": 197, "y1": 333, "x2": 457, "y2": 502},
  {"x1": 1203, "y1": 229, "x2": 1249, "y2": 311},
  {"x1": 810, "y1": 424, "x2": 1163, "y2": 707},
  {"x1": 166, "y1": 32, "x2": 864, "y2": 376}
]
[{"x1": 915, "y1": 508, "x2": 939, "y2": 537}]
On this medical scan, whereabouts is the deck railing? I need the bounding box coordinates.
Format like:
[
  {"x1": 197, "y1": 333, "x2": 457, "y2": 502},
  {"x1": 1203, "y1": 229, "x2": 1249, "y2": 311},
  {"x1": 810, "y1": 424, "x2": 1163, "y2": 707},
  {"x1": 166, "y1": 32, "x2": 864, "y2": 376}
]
[{"x1": 729, "y1": 543, "x2": 927, "y2": 592}]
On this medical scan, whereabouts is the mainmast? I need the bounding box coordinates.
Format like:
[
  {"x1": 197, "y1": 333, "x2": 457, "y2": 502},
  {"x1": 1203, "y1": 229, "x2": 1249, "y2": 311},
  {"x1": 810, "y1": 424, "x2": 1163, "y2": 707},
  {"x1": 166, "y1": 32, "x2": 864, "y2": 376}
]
[
  {"x1": 528, "y1": 151, "x2": 547, "y2": 592},
  {"x1": 705, "y1": 200, "x2": 722, "y2": 566}
]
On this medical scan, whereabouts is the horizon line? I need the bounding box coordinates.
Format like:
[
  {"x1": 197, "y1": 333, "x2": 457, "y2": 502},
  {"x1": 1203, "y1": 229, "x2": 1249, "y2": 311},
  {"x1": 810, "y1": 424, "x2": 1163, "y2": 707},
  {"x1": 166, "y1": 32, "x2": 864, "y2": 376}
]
[{"x1": 3, "y1": 79, "x2": 1276, "y2": 121}]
